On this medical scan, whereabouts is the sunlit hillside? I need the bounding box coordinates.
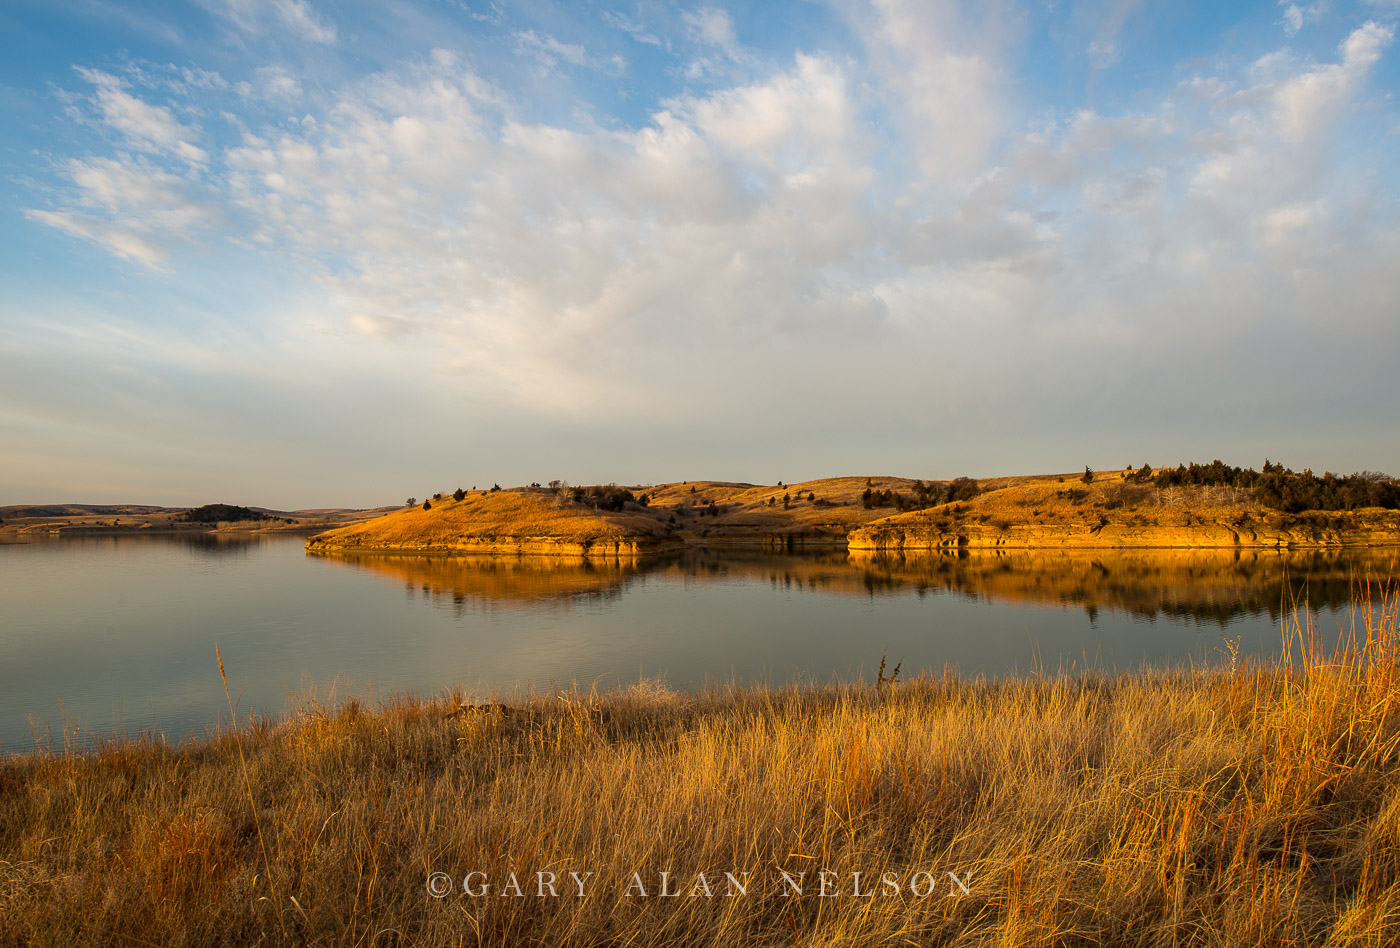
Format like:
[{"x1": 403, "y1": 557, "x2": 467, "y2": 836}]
[{"x1": 307, "y1": 468, "x2": 1400, "y2": 553}]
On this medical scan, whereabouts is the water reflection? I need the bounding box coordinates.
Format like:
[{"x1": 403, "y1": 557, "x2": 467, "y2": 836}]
[
  {"x1": 311, "y1": 545, "x2": 1400, "y2": 624},
  {"x1": 851, "y1": 548, "x2": 1400, "y2": 626},
  {"x1": 308, "y1": 550, "x2": 650, "y2": 613}
]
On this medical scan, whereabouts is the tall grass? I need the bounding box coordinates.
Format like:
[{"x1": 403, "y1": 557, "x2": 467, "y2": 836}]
[{"x1": 3, "y1": 591, "x2": 1399, "y2": 946}]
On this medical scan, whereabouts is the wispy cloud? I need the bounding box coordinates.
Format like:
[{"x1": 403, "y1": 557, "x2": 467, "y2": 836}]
[
  {"x1": 76, "y1": 68, "x2": 207, "y2": 164},
  {"x1": 202, "y1": 0, "x2": 336, "y2": 44}
]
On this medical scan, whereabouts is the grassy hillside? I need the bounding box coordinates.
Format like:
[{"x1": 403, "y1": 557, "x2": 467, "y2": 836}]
[
  {"x1": 849, "y1": 470, "x2": 1400, "y2": 551},
  {"x1": 304, "y1": 489, "x2": 680, "y2": 555},
  {"x1": 305, "y1": 470, "x2": 1400, "y2": 554},
  {"x1": 3, "y1": 598, "x2": 1398, "y2": 946},
  {"x1": 305, "y1": 478, "x2": 931, "y2": 554}
]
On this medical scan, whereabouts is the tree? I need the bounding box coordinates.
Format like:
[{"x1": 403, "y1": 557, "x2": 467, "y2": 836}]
[
  {"x1": 807, "y1": 492, "x2": 815, "y2": 502},
  {"x1": 783, "y1": 492, "x2": 791, "y2": 510},
  {"x1": 1082, "y1": 466, "x2": 1094, "y2": 485},
  {"x1": 453, "y1": 488, "x2": 466, "y2": 501},
  {"x1": 490, "y1": 484, "x2": 501, "y2": 492},
  {"x1": 406, "y1": 498, "x2": 417, "y2": 507},
  {"x1": 948, "y1": 477, "x2": 980, "y2": 502},
  {"x1": 421, "y1": 500, "x2": 431, "y2": 511},
  {"x1": 768, "y1": 496, "x2": 775, "y2": 507}
]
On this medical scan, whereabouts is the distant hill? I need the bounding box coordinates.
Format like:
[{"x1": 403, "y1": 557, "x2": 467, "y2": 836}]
[{"x1": 0, "y1": 502, "x2": 398, "y2": 536}]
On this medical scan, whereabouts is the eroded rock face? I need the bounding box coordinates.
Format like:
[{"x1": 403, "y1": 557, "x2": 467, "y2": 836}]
[{"x1": 847, "y1": 512, "x2": 1400, "y2": 552}]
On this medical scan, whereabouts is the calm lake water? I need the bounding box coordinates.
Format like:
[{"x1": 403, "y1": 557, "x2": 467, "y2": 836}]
[{"x1": 1, "y1": 534, "x2": 1396, "y2": 752}]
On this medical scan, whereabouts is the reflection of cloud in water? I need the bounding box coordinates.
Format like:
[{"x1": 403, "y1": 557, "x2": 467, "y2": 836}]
[{"x1": 312, "y1": 546, "x2": 1400, "y2": 624}]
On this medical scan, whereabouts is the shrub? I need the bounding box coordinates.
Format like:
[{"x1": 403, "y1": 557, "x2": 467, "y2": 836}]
[
  {"x1": 861, "y1": 488, "x2": 907, "y2": 509},
  {"x1": 947, "y1": 477, "x2": 981, "y2": 503},
  {"x1": 572, "y1": 485, "x2": 637, "y2": 512},
  {"x1": 452, "y1": 488, "x2": 466, "y2": 502},
  {"x1": 421, "y1": 500, "x2": 431, "y2": 511}
]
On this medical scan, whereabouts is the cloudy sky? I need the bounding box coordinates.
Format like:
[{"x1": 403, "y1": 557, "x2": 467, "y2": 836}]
[{"x1": 2, "y1": 0, "x2": 1398, "y2": 508}]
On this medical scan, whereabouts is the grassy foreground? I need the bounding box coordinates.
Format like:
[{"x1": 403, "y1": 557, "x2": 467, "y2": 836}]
[{"x1": 4, "y1": 600, "x2": 1400, "y2": 946}]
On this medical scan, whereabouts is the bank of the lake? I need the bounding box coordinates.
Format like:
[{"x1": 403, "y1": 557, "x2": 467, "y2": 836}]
[
  {"x1": 4, "y1": 595, "x2": 1398, "y2": 947},
  {"x1": 304, "y1": 473, "x2": 1400, "y2": 556}
]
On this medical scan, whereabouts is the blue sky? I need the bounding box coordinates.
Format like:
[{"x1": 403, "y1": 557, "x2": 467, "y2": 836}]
[{"x1": 2, "y1": 0, "x2": 1398, "y2": 508}]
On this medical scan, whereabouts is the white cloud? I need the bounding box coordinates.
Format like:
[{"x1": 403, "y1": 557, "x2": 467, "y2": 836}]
[
  {"x1": 604, "y1": 11, "x2": 663, "y2": 47},
  {"x1": 1273, "y1": 21, "x2": 1393, "y2": 142},
  {"x1": 1278, "y1": 2, "x2": 1326, "y2": 36},
  {"x1": 27, "y1": 156, "x2": 220, "y2": 269},
  {"x1": 684, "y1": 7, "x2": 739, "y2": 52},
  {"x1": 513, "y1": 29, "x2": 589, "y2": 70},
  {"x1": 855, "y1": 0, "x2": 1009, "y2": 186},
  {"x1": 24, "y1": 209, "x2": 169, "y2": 269},
  {"x1": 204, "y1": 0, "x2": 336, "y2": 44},
  {"x1": 76, "y1": 68, "x2": 207, "y2": 164},
  {"x1": 23, "y1": 7, "x2": 1400, "y2": 448}
]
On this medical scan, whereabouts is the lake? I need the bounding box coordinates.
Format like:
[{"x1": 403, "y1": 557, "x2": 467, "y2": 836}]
[{"x1": 1, "y1": 534, "x2": 1396, "y2": 752}]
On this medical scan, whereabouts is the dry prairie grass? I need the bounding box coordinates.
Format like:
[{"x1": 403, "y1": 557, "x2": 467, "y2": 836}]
[
  {"x1": 4, "y1": 593, "x2": 1400, "y2": 947},
  {"x1": 307, "y1": 490, "x2": 671, "y2": 551}
]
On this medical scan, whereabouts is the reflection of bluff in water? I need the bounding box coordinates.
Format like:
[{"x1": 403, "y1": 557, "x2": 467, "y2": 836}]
[
  {"x1": 849, "y1": 548, "x2": 1400, "y2": 625},
  {"x1": 311, "y1": 551, "x2": 656, "y2": 612},
  {"x1": 311, "y1": 547, "x2": 1399, "y2": 624}
]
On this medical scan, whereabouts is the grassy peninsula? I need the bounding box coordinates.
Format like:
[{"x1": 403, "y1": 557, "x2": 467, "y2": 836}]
[
  {"x1": 3, "y1": 599, "x2": 1398, "y2": 946},
  {"x1": 306, "y1": 465, "x2": 1400, "y2": 555}
]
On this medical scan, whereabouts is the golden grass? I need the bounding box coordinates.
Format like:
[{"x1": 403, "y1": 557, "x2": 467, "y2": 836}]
[
  {"x1": 5, "y1": 593, "x2": 1400, "y2": 946},
  {"x1": 865, "y1": 472, "x2": 1400, "y2": 535},
  {"x1": 306, "y1": 490, "x2": 672, "y2": 552},
  {"x1": 305, "y1": 473, "x2": 1400, "y2": 556}
]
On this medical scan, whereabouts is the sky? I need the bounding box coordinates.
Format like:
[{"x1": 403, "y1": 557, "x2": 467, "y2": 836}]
[{"x1": 1, "y1": 0, "x2": 1398, "y2": 509}]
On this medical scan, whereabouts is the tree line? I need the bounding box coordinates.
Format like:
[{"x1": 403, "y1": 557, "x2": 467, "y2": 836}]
[{"x1": 1126, "y1": 461, "x2": 1398, "y2": 513}]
